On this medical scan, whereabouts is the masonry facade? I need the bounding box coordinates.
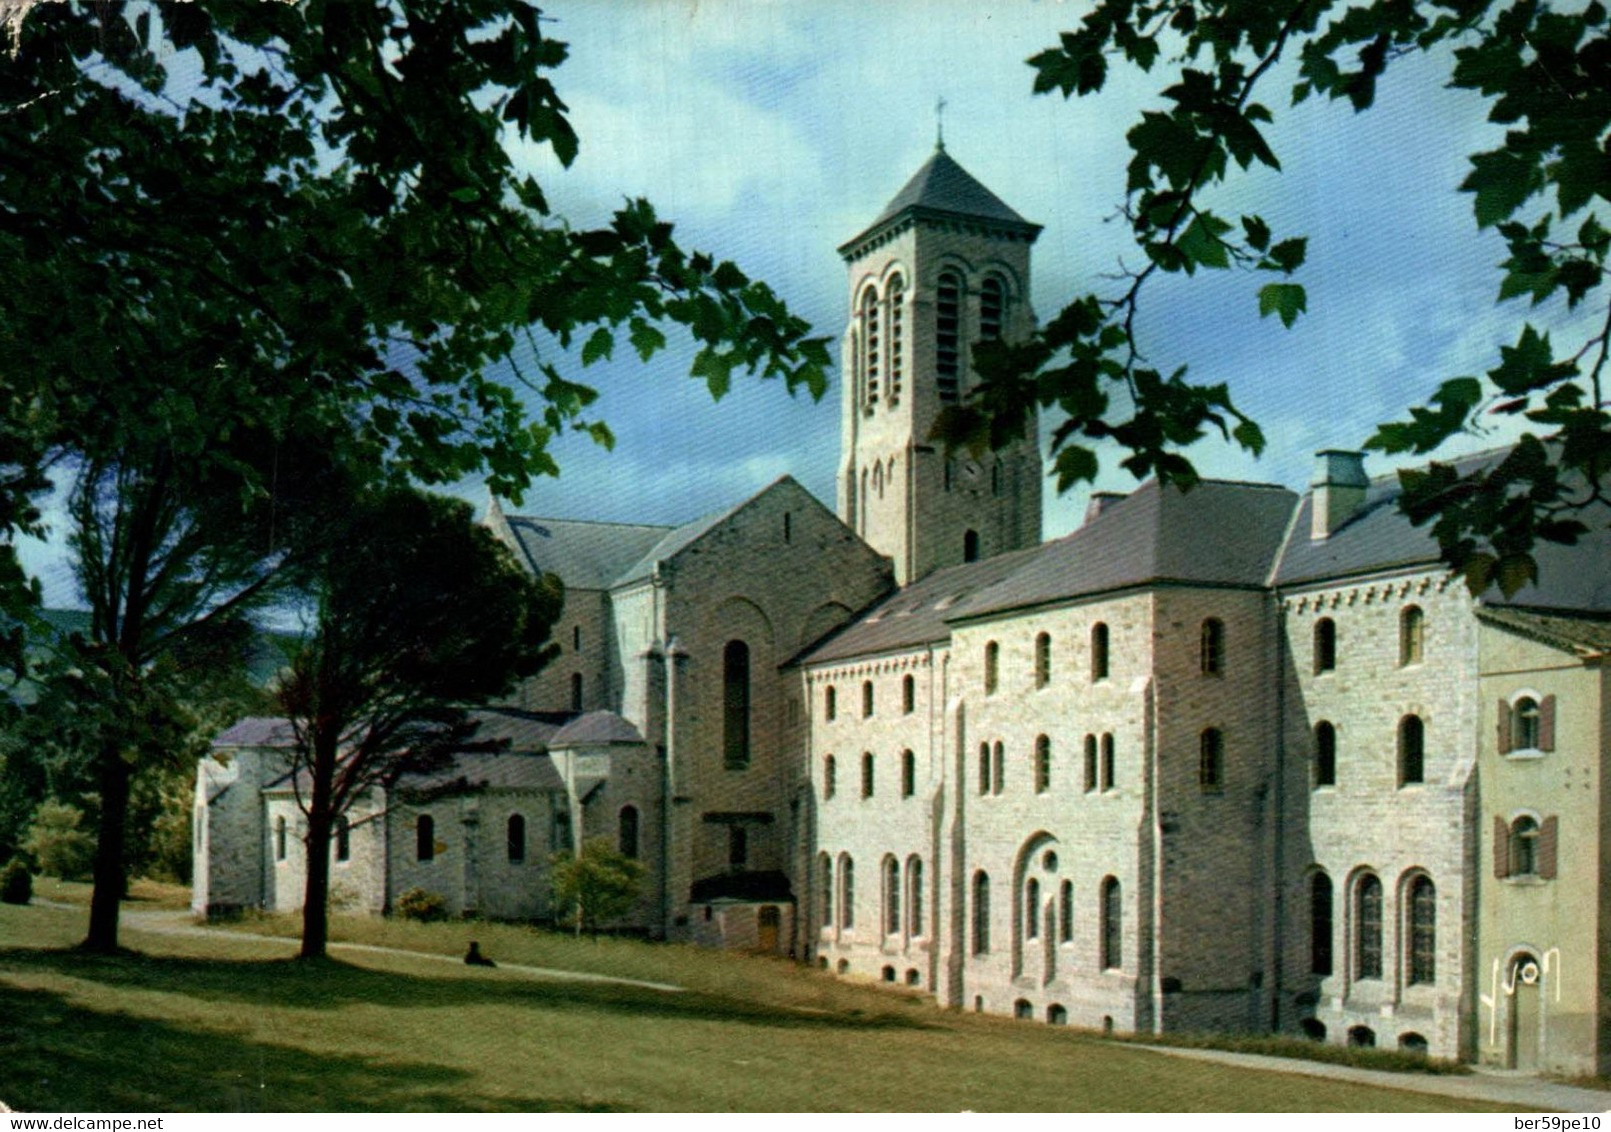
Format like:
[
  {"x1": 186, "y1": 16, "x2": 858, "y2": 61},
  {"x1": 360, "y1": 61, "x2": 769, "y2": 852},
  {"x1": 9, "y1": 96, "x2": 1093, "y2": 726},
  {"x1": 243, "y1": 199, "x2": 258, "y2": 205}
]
[{"x1": 192, "y1": 146, "x2": 1610, "y2": 1072}]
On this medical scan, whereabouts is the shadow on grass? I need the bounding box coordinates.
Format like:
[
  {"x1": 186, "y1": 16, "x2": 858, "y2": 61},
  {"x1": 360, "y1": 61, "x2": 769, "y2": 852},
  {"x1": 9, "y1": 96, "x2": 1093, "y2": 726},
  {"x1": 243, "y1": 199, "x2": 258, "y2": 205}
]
[
  {"x1": 0, "y1": 981, "x2": 627, "y2": 1112},
  {"x1": 0, "y1": 946, "x2": 935, "y2": 1035}
]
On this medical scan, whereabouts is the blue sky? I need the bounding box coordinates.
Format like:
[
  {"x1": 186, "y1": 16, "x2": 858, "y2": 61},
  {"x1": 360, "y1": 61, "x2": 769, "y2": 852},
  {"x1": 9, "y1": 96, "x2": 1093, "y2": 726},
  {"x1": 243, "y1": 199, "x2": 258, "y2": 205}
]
[{"x1": 16, "y1": 1, "x2": 1576, "y2": 605}]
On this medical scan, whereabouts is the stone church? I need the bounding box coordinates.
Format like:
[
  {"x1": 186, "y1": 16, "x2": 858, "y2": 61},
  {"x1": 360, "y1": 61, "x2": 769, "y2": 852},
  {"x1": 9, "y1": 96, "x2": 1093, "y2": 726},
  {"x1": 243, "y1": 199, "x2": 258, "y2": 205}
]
[{"x1": 194, "y1": 144, "x2": 1611, "y2": 1075}]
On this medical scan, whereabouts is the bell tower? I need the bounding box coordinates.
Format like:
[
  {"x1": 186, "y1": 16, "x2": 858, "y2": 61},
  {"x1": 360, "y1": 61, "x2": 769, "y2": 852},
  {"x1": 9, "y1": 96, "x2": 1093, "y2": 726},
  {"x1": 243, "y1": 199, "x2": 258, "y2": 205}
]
[{"x1": 836, "y1": 143, "x2": 1043, "y2": 585}]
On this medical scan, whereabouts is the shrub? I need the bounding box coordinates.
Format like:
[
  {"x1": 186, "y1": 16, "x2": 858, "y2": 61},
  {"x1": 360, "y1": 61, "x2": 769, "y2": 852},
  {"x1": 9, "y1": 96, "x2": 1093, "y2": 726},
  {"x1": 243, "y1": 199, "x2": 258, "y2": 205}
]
[
  {"x1": 550, "y1": 837, "x2": 645, "y2": 936},
  {"x1": 21, "y1": 799, "x2": 96, "y2": 881},
  {"x1": 1, "y1": 858, "x2": 31, "y2": 905},
  {"x1": 396, "y1": 887, "x2": 448, "y2": 922}
]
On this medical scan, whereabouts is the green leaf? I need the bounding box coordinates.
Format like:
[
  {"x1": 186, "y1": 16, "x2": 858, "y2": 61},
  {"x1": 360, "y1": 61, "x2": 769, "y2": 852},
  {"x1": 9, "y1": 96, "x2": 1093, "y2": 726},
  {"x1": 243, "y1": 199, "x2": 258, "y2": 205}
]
[
  {"x1": 580, "y1": 327, "x2": 614, "y2": 367},
  {"x1": 1462, "y1": 149, "x2": 1544, "y2": 229},
  {"x1": 627, "y1": 318, "x2": 666, "y2": 362},
  {"x1": 1177, "y1": 213, "x2": 1231, "y2": 270},
  {"x1": 1265, "y1": 237, "x2": 1307, "y2": 274},
  {"x1": 1257, "y1": 282, "x2": 1307, "y2": 327},
  {"x1": 1242, "y1": 214, "x2": 1271, "y2": 252},
  {"x1": 1053, "y1": 446, "x2": 1100, "y2": 492}
]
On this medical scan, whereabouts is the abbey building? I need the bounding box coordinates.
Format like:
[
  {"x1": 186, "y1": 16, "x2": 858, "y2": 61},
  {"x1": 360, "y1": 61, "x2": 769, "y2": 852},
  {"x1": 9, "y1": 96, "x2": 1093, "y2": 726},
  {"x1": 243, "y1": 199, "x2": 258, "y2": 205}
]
[{"x1": 194, "y1": 145, "x2": 1611, "y2": 1075}]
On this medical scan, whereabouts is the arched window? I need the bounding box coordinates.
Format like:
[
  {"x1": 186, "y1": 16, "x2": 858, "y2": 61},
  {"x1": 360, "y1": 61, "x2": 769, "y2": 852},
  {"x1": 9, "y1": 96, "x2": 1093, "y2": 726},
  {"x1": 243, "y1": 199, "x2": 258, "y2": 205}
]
[
  {"x1": 984, "y1": 641, "x2": 999, "y2": 694},
  {"x1": 1398, "y1": 714, "x2": 1425, "y2": 786},
  {"x1": 1199, "y1": 728, "x2": 1224, "y2": 792},
  {"x1": 1100, "y1": 877, "x2": 1122, "y2": 970},
  {"x1": 1091, "y1": 622, "x2": 1110, "y2": 681},
  {"x1": 1503, "y1": 695, "x2": 1556, "y2": 753},
  {"x1": 1310, "y1": 872, "x2": 1333, "y2": 976},
  {"x1": 1314, "y1": 617, "x2": 1337, "y2": 674},
  {"x1": 887, "y1": 274, "x2": 904, "y2": 402},
  {"x1": 992, "y1": 741, "x2": 1005, "y2": 795},
  {"x1": 334, "y1": 814, "x2": 351, "y2": 863},
  {"x1": 861, "y1": 752, "x2": 875, "y2": 798},
  {"x1": 902, "y1": 673, "x2": 915, "y2": 714},
  {"x1": 862, "y1": 679, "x2": 874, "y2": 718},
  {"x1": 901, "y1": 749, "x2": 916, "y2": 798},
  {"x1": 1101, "y1": 733, "x2": 1116, "y2": 791},
  {"x1": 825, "y1": 685, "x2": 836, "y2": 721},
  {"x1": 907, "y1": 856, "x2": 924, "y2": 937},
  {"x1": 873, "y1": 460, "x2": 884, "y2": 498},
  {"x1": 823, "y1": 754, "x2": 837, "y2": 799},
  {"x1": 1025, "y1": 877, "x2": 1041, "y2": 939},
  {"x1": 507, "y1": 813, "x2": 526, "y2": 863},
  {"x1": 416, "y1": 814, "x2": 435, "y2": 863},
  {"x1": 978, "y1": 741, "x2": 991, "y2": 795},
  {"x1": 274, "y1": 815, "x2": 287, "y2": 862},
  {"x1": 1355, "y1": 873, "x2": 1383, "y2": 979},
  {"x1": 618, "y1": 806, "x2": 639, "y2": 859},
  {"x1": 551, "y1": 807, "x2": 572, "y2": 852},
  {"x1": 1035, "y1": 735, "x2": 1052, "y2": 794},
  {"x1": 1314, "y1": 721, "x2": 1337, "y2": 788},
  {"x1": 936, "y1": 269, "x2": 963, "y2": 403},
  {"x1": 1407, "y1": 875, "x2": 1436, "y2": 985},
  {"x1": 572, "y1": 625, "x2": 582, "y2": 652},
  {"x1": 884, "y1": 855, "x2": 901, "y2": 936},
  {"x1": 963, "y1": 529, "x2": 980, "y2": 562},
  {"x1": 1509, "y1": 815, "x2": 1541, "y2": 876},
  {"x1": 1084, "y1": 735, "x2": 1098, "y2": 793},
  {"x1": 980, "y1": 275, "x2": 1006, "y2": 340},
  {"x1": 570, "y1": 672, "x2": 583, "y2": 712},
  {"x1": 1200, "y1": 618, "x2": 1225, "y2": 675},
  {"x1": 1034, "y1": 632, "x2": 1051, "y2": 688},
  {"x1": 838, "y1": 854, "x2": 855, "y2": 929},
  {"x1": 861, "y1": 287, "x2": 880, "y2": 408},
  {"x1": 1059, "y1": 880, "x2": 1074, "y2": 943},
  {"x1": 723, "y1": 640, "x2": 751, "y2": 769},
  {"x1": 818, "y1": 852, "x2": 833, "y2": 928},
  {"x1": 1400, "y1": 605, "x2": 1425, "y2": 666},
  {"x1": 972, "y1": 870, "x2": 991, "y2": 954}
]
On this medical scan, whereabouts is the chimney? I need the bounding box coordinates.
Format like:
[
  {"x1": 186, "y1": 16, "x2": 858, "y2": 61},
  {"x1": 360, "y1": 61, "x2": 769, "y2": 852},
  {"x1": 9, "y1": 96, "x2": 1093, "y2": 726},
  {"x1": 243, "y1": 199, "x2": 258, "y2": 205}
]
[
  {"x1": 1310, "y1": 450, "x2": 1368, "y2": 540},
  {"x1": 1084, "y1": 491, "x2": 1126, "y2": 526}
]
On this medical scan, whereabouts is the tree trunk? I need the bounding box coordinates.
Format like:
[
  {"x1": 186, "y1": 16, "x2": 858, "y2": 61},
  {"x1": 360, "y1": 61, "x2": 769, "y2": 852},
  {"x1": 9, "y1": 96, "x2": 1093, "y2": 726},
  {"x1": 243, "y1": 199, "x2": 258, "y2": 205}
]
[
  {"x1": 299, "y1": 729, "x2": 340, "y2": 960},
  {"x1": 83, "y1": 744, "x2": 132, "y2": 954}
]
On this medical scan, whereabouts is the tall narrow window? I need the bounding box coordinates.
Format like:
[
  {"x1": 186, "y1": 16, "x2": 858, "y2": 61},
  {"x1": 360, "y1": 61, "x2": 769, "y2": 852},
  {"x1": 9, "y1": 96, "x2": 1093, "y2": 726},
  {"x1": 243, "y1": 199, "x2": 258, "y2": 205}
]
[
  {"x1": 839, "y1": 855, "x2": 855, "y2": 930},
  {"x1": 936, "y1": 270, "x2": 962, "y2": 403},
  {"x1": 972, "y1": 871, "x2": 991, "y2": 954},
  {"x1": 507, "y1": 813, "x2": 526, "y2": 863},
  {"x1": 902, "y1": 674, "x2": 915, "y2": 714},
  {"x1": 618, "y1": 806, "x2": 639, "y2": 859},
  {"x1": 861, "y1": 287, "x2": 880, "y2": 408},
  {"x1": 1091, "y1": 623, "x2": 1110, "y2": 681},
  {"x1": 416, "y1": 814, "x2": 435, "y2": 863},
  {"x1": 978, "y1": 741, "x2": 991, "y2": 795},
  {"x1": 1199, "y1": 728, "x2": 1224, "y2": 792},
  {"x1": 1101, "y1": 733, "x2": 1116, "y2": 791},
  {"x1": 783, "y1": 511, "x2": 791, "y2": 543},
  {"x1": 728, "y1": 825, "x2": 747, "y2": 869},
  {"x1": 570, "y1": 672, "x2": 583, "y2": 712},
  {"x1": 907, "y1": 856, "x2": 924, "y2": 937},
  {"x1": 1400, "y1": 605, "x2": 1425, "y2": 667},
  {"x1": 901, "y1": 750, "x2": 916, "y2": 798},
  {"x1": 1355, "y1": 874, "x2": 1383, "y2": 979},
  {"x1": 1407, "y1": 875, "x2": 1436, "y2": 985},
  {"x1": 825, "y1": 685, "x2": 836, "y2": 721},
  {"x1": 887, "y1": 274, "x2": 904, "y2": 403},
  {"x1": 1200, "y1": 618, "x2": 1225, "y2": 675},
  {"x1": 1398, "y1": 714, "x2": 1425, "y2": 786},
  {"x1": 992, "y1": 741, "x2": 1005, "y2": 795},
  {"x1": 1035, "y1": 735, "x2": 1052, "y2": 794},
  {"x1": 572, "y1": 625, "x2": 582, "y2": 651},
  {"x1": 1509, "y1": 696, "x2": 1547, "y2": 752},
  {"x1": 819, "y1": 853, "x2": 833, "y2": 928},
  {"x1": 1314, "y1": 721, "x2": 1337, "y2": 787},
  {"x1": 1509, "y1": 816, "x2": 1541, "y2": 876},
  {"x1": 1059, "y1": 880, "x2": 1074, "y2": 943},
  {"x1": 723, "y1": 640, "x2": 751, "y2": 769},
  {"x1": 823, "y1": 754, "x2": 837, "y2": 799},
  {"x1": 334, "y1": 814, "x2": 350, "y2": 863},
  {"x1": 1314, "y1": 618, "x2": 1337, "y2": 674},
  {"x1": 1084, "y1": 735, "x2": 1098, "y2": 793},
  {"x1": 1026, "y1": 877, "x2": 1041, "y2": 939},
  {"x1": 1035, "y1": 632, "x2": 1052, "y2": 688},
  {"x1": 980, "y1": 275, "x2": 1006, "y2": 341},
  {"x1": 1310, "y1": 871, "x2": 1333, "y2": 976},
  {"x1": 862, "y1": 680, "x2": 875, "y2": 718},
  {"x1": 984, "y1": 641, "x2": 999, "y2": 694},
  {"x1": 551, "y1": 807, "x2": 571, "y2": 852},
  {"x1": 884, "y1": 856, "x2": 901, "y2": 936},
  {"x1": 861, "y1": 752, "x2": 875, "y2": 798},
  {"x1": 274, "y1": 816, "x2": 287, "y2": 862},
  {"x1": 1100, "y1": 877, "x2": 1122, "y2": 970},
  {"x1": 963, "y1": 529, "x2": 980, "y2": 562}
]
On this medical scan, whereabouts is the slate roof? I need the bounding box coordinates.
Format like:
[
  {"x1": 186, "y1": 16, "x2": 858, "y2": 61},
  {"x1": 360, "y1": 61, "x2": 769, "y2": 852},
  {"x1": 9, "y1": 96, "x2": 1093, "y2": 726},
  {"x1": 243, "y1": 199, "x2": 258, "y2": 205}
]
[
  {"x1": 398, "y1": 750, "x2": 565, "y2": 794},
  {"x1": 502, "y1": 516, "x2": 670, "y2": 591},
  {"x1": 611, "y1": 496, "x2": 751, "y2": 586},
  {"x1": 952, "y1": 479, "x2": 1298, "y2": 621},
  {"x1": 839, "y1": 147, "x2": 1041, "y2": 256},
  {"x1": 551, "y1": 710, "x2": 645, "y2": 747},
  {"x1": 1475, "y1": 605, "x2": 1611, "y2": 657},
  {"x1": 214, "y1": 717, "x2": 296, "y2": 748}
]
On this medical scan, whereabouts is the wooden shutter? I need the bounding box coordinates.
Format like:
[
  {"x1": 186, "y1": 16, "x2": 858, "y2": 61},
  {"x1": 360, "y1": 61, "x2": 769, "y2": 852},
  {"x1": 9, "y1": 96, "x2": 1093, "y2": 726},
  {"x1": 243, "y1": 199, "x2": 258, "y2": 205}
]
[
  {"x1": 1539, "y1": 815, "x2": 1559, "y2": 880},
  {"x1": 1497, "y1": 698, "x2": 1512, "y2": 754},
  {"x1": 1539, "y1": 695, "x2": 1557, "y2": 752},
  {"x1": 1494, "y1": 815, "x2": 1510, "y2": 879}
]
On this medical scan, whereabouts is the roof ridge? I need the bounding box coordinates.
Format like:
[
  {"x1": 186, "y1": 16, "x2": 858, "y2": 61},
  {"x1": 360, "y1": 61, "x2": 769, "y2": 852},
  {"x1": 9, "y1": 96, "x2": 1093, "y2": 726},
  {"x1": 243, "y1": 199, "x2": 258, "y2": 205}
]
[{"x1": 506, "y1": 514, "x2": 675, "y2": 532}]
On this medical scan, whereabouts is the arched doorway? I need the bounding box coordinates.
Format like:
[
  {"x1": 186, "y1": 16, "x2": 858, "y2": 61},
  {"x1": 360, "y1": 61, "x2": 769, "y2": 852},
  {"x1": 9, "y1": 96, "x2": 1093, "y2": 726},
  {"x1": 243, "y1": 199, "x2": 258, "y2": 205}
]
[{"x1": 1507, "y1": 951, "x2": 1542, "y2": 1071}]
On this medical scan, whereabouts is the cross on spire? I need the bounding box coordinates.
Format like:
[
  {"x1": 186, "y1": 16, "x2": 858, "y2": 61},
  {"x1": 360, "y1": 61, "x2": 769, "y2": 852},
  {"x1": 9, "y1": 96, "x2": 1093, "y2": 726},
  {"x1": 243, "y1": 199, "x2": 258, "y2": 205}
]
[{"x1": 935, "y1": 96, "x2": 947, "y2": 152}]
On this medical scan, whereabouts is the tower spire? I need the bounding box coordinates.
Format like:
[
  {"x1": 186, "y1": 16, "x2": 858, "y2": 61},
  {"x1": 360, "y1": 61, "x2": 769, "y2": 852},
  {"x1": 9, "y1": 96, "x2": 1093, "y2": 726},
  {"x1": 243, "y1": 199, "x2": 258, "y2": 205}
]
[{"x1": 935, "y1": 96, "x2": 947, "y2": 152}]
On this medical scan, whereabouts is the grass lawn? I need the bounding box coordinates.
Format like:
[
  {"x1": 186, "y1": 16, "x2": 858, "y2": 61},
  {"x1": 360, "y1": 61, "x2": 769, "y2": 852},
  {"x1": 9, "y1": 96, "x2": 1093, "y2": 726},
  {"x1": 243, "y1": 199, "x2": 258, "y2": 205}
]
[{"x1": 0, "y1": 889, "x2": 1517, "y2": 1113}]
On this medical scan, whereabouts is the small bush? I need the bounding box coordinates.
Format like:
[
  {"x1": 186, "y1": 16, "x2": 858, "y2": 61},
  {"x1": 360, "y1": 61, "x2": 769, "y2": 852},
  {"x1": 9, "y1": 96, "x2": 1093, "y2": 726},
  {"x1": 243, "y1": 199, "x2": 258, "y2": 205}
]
[
  {"x1": 1, "y1": 858, "x2": 31, "y2": 905},
  {"x1": 21, "y1": 799, "x2": 96, "y2": 881},
  {"x1": 396, "y1": 887, "x2": 448, "y2": 922}
]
